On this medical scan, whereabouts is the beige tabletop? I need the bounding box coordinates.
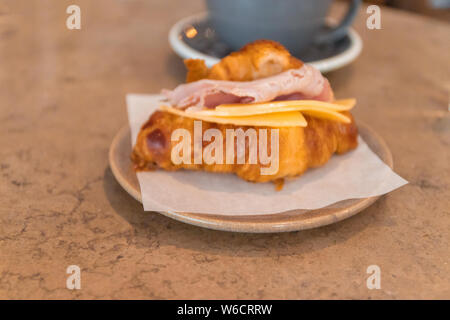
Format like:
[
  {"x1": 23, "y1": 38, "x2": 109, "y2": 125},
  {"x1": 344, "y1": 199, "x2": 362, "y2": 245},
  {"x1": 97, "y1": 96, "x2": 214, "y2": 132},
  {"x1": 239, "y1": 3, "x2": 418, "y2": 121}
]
[{"x1": 0, "y1": 0, "x2": 449, "y2": 299}]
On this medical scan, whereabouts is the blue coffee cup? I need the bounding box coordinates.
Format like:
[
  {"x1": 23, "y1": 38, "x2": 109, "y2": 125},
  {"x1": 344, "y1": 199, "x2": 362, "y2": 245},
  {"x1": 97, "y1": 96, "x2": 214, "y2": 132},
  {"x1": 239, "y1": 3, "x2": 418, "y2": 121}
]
[{"x1": 206, "y1": 0, "x2": 361, "y2": 54}]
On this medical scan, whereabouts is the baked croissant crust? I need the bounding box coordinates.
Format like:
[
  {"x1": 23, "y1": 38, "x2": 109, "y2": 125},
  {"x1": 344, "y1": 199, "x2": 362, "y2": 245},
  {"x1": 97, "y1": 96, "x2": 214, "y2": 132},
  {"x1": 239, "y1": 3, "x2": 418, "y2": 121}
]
[
  {"x1": 132, "y1": 40, "x2": 358, "y2": 183},
  {"x1": 132, "y1": 110, "x2": 358, "y2": 183},
  {"x1": 185, "y1": 40, "x2": 304, "y2": 82}
]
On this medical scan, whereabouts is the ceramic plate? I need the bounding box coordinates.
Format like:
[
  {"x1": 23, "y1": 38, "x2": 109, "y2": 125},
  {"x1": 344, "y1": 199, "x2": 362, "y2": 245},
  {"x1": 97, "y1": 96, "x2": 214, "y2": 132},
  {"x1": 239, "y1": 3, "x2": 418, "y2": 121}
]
[
  {"x1": 109, "y1": 122, "x2": 393, "y2": 233},
  {"x1": 169, "y1": 12, "x2": 363, "y2": 73}
]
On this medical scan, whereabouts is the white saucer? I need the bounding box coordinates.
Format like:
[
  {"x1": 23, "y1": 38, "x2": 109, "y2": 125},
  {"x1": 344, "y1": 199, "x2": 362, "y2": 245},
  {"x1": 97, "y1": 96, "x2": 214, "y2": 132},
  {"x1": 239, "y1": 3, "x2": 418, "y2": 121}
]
[{"x1": 169, "y1": 12, "x2": 363, "y2": 73}]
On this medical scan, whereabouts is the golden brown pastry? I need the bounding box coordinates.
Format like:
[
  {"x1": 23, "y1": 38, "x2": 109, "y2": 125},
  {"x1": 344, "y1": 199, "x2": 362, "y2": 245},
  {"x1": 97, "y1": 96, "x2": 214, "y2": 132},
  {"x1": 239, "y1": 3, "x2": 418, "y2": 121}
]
[
  {"x1": 132, "y1": 110, "x2": 358, "y2": 183},
  {"x1": 185, "y1": 40, "x2": 303, "y2": 82},
  {"x1": 131, "y1": 40, "x2": 358, "y2": 184}
]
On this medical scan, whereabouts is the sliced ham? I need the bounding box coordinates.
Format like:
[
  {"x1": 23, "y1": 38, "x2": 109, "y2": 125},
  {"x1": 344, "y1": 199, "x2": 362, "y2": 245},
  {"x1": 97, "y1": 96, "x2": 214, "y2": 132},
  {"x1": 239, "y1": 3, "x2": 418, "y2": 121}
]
[
  {"x1": 162, "y1": 64, "x2": 333, "y2": 111},
  {"x1": 273, "y1": 80, "x2": 333, "y2": 102}
]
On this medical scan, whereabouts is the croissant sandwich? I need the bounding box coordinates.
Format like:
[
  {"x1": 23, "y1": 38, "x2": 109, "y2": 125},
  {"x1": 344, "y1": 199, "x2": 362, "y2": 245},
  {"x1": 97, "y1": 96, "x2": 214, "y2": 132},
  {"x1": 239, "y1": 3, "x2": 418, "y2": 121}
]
[{"x1": 131, "y1": 40, "x2": 358, "y2": 184}]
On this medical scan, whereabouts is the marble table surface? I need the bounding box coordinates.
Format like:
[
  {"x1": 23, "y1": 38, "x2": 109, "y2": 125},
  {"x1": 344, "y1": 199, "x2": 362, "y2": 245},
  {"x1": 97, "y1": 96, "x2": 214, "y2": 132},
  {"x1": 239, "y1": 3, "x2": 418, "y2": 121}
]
[{"x1": 0, "y1": 0, "x2": 449, "y2": 299}]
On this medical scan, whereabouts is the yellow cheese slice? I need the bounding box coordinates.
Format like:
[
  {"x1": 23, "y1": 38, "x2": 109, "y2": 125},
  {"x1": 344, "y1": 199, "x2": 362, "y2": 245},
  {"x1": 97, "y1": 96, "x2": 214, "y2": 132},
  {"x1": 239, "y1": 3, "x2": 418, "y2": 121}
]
[
  {"x1": 213, "y1": 99, "x2": 356, "y2": 116},
  {"x1": 189, "y1": 101, "x2": 352, "y2": 123},
  {"x1": 195, "y1": 105, "x2": 351, "y2": 123},
  {"x1": 301, "y1": 109, "x2": 351, "y2": 123},
  {"x1": 160, "y1": 106, "x2": 307, "y2": 127}
]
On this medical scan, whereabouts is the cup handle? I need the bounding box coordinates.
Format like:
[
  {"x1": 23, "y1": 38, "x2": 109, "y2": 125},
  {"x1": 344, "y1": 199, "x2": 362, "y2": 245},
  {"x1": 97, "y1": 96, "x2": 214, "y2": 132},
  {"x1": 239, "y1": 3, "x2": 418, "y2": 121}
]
[{"x1": 315, "y1": 0, "x2": 361, "y2": 44}]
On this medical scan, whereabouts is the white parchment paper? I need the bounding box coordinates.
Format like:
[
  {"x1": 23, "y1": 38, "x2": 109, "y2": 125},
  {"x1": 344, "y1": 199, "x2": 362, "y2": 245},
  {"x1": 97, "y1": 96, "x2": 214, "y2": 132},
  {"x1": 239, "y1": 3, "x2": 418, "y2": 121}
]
[{"x1": 127, "y1": 94, "x2": 408, "y2": 215}]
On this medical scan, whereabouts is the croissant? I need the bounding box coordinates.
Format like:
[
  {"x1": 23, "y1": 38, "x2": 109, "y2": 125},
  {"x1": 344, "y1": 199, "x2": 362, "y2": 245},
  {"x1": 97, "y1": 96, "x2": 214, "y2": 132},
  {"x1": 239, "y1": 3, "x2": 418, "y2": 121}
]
[{"x1": 132, "y1": 40, "x2": 358, "y2": 184}]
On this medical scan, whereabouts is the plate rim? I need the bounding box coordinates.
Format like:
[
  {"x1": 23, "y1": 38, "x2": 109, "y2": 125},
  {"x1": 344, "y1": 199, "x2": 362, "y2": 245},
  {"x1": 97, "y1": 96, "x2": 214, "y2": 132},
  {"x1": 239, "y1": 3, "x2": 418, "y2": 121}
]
[
  {"x1": 109, "y1": 122, "x2": 393, "y2": 233},
  {"x1": 168, "y1": 12, "x2": 363, "y2": 73}
]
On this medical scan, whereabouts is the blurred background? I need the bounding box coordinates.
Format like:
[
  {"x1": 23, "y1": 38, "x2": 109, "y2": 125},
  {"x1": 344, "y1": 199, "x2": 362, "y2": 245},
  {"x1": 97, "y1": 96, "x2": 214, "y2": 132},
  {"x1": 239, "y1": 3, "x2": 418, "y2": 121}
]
[{"x1": 360, "y1": 0, "x2": 450, "y2": 21}]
